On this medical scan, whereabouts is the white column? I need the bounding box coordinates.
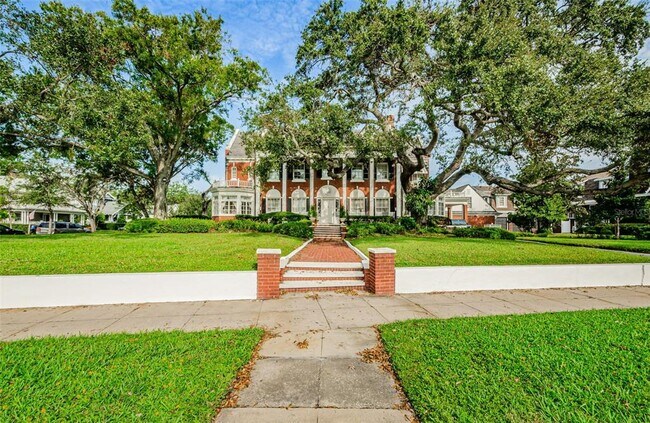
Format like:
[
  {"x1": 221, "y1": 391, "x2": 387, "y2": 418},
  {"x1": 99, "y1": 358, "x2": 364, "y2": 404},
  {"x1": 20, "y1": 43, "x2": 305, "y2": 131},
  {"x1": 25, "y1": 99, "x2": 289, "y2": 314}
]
[
  {"x1": 281, "y1": 163, "x2": 288, "y2": 212},
  {"x1": 342, "y1": 169, "x2": 347, "y2": 212},
  {"x1": 395, "y1": 162, "x2": 402, "y2": 217},
  {"x1": 21, "y1": 211, "x2": 27, "y2": 224},
  {"x1": 53, "y1": 212, "x2": 58, "y2": 222},
  {"x1": 309, "y1": 166, "x2": 315, "y2": 209},
  {"x1": 255, "y1": 183, "x2": 261, "y2": 216},
  {"x1": 369, "y1": 159, "x2": 375, "y2": 216}
]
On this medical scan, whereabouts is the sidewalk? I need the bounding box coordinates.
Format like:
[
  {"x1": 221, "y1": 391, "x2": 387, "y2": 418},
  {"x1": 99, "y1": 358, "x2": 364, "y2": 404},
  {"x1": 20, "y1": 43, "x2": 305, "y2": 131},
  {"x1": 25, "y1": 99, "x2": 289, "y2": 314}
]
[{"x1": 2, "y1": 286, "x2": 649, "y2": 422}]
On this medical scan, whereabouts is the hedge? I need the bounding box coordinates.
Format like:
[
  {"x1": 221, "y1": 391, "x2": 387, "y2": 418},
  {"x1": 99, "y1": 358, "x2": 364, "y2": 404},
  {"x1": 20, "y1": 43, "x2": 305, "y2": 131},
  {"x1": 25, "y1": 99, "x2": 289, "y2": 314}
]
[
  {"x1": 236, "y1": 211, "x2": 308, "y2": 225},
  {"x1": 452, "y1": 227, "x2": 516, "y2": 240},
  {"x1": 123, "y1": 217, "x2": 311, "y2": 238},
  {"x1": 576, "y1": 223, "x2": 650, "y2": 240},
  {"x1": 346, "y1": 222, "x2": 405, "y2": 238}
]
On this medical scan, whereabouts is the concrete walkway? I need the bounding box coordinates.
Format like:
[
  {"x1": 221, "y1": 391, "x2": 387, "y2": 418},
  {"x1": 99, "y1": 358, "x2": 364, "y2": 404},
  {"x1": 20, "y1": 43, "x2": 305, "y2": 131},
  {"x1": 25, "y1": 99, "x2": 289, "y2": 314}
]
[{"x1": 2, "y1": 286, "x2": 650, "y2": 422}]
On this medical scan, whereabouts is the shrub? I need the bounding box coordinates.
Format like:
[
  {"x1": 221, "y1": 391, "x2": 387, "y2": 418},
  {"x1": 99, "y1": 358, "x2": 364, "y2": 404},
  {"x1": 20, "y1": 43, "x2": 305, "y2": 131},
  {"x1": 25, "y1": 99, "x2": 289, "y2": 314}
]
[
  {"x1": 346, "y1": 222, "x2": 404, "y2": 238},
  {"x1": 453, "y1": 227, "x2": 516, "y2": 240},
  {"x1": 256, "y1": 212, "x2": 308, "y2": 224},
  {"x1": 103, "y1": 223, "x2": 125, "y2": 231},
  {"x1": 124, "y1": 218, "x2": 162, "y2": 233},
  {"x1": 173, "y1": 214, "x2": 211, "y2": 220},
  {"x1": 272, "y1": 221, "x2": 313, "y2": 239},
  {"x1": 345, "y1": 215, "x2": 395, "y2": 224},
  {"x1": 397, "y1": 216, "x2": 417, "y2": 231},
  {"x1": 156, "y1": 218, "x2": 216, "y2": 233}
]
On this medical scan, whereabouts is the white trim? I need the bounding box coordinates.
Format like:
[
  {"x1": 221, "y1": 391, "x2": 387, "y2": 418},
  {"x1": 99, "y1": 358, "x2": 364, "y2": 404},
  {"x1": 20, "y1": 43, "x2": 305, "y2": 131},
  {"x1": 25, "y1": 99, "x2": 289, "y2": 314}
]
[
  {"x1": 395, "y1": 263, "x2": 648, "y2": 294},
  {"x1": 344, "y1": 239, "x2": 369, "y2": 269},
  {"x1": 280, "y1": 238, "x2": 313, "y2": 268},
  {"x1": 0, "y1": 271, "x2": 257, "y2": 308}
]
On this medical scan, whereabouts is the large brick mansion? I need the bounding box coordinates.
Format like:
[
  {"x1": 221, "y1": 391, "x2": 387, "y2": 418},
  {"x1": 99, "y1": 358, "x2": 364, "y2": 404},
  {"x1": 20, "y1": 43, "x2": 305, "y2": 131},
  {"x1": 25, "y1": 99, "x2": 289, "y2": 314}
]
[
  {"x1": 210, "y1": 130, "x2": 439, "y2": 224},
  {"x1": 210, "y1": 130, "x2": 516, "y2": 228}
]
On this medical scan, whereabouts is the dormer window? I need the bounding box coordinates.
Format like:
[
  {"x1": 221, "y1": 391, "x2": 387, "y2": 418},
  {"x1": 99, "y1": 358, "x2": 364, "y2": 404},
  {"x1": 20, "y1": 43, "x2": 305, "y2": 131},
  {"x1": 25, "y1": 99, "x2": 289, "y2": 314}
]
[
  {"x1": 496, "y1": 195, "x2": 507, "y2": 208},
  {"x1": 230, "y1": 166, "x2": 237, "y2": 180},
  {"x1": 293, "y1": 165, "x2": 306, "y2": 181}
]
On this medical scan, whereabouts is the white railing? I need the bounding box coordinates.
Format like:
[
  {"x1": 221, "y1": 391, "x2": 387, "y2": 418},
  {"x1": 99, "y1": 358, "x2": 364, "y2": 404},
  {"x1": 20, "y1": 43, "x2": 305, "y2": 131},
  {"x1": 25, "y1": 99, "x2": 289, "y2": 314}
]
[{"x1": 214, "y1": 180, "x2": 254, "y2": 188}]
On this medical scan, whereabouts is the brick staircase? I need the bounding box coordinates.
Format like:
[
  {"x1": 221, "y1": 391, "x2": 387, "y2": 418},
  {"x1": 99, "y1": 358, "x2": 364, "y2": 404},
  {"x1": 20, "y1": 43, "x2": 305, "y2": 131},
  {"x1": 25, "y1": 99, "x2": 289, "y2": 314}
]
[
  {"x1": 312, "y1": 224, "x2": 342, "y2": 241},
  {"x1": 279, "y1": 240, "x2": 366, "y2": 293},
  {"x1": 280, "y1": 261, "x2": 365, "y2": 292}
]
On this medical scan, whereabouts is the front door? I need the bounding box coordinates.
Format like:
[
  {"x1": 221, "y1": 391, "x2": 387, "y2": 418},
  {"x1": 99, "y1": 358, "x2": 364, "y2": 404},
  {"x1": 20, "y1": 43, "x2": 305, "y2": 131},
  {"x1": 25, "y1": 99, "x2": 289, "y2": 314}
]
[{"x1": 318, "y1": 198, "x2": 340, "y2": 225}]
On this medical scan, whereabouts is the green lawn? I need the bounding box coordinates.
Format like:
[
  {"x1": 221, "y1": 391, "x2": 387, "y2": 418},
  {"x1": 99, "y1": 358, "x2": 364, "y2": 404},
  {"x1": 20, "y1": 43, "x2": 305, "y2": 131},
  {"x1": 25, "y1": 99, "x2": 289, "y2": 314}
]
[
  {"x1": 521, "y1": 236, "x2": 650, "y2": 254},
  {"x1": 351, "y1": 235, "x2": 649, "y2": 266},
  {"x1": 0, "y1": 328, "x2": 263, "y2": 421},
  {"x1": 380, "y1": 308, "x2": 650, "y2": 422},
  {"x1": 0, "y1": 231, "x2": 302, "y2": 275}
]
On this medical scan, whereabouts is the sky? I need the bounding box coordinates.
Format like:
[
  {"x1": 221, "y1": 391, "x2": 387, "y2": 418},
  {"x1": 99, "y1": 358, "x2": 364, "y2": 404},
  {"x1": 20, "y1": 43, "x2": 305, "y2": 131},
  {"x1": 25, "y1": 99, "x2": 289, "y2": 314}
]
[{"x1": 20, "y1": 0, "x2": 650, "y2": 192}]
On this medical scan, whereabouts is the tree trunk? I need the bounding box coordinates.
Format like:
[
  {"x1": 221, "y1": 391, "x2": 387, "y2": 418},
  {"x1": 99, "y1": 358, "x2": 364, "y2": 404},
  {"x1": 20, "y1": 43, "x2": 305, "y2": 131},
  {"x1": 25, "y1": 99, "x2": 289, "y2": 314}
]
[
  {"x1": 88, "y1": 216, "x2": 97, "y2": 233},
  {"x1": 153, "y1": 171, "x2": 171, "y2": 219},
  {"x1": 48, "y1": 207, "x2": 54, "y2": 234}
]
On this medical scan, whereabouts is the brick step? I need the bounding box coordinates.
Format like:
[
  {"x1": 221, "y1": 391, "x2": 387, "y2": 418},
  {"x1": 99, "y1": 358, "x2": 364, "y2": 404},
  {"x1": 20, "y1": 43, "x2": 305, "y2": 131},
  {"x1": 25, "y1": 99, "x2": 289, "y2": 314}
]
[
  {"x1": 279, "y1": 279, "x2": 364, "y2": 289},
  {"x1": 283, "y1": 270, "x2": 364, "y2": 279},
  {"x1": 286, "y1": 261, "x2": 363, "y2": 269}
]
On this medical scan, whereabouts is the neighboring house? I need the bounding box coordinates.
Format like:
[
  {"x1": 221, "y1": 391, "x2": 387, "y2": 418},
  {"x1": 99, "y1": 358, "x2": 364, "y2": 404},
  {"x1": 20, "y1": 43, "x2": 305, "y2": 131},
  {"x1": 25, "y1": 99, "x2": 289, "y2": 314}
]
[
  {"x1": 438, "y1": 184, "x2": 517, "y2": 230},
  {"x1": 210, "y1": 130, "x2": 443, "y2": 223},
  {"x1": 560, "y1": 172, "x2": 649, "y2": 233},
  {"x1": 0, "y1": 176, "x2": 125, "y2": 226}
]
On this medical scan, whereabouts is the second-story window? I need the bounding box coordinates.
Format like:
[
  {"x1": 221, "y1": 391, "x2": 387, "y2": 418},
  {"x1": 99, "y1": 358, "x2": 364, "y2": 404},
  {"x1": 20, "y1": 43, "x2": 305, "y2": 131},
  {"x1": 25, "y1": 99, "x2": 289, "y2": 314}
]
[
  {"x1": 322, "y1": 169, "x2": 330, "y2": 179},
  {"x1": 376, "y1": 163, "x2": 389, "y2": 181},
  {"x1": 230, "y1": 166, "x2": 237, "y2": 180},
  {"x1": 351, "y1": 167, "x2": 364, "y2": 181},
  {"x1": 293, "y1": 165, "x2": 306, "y2": 181},
  {"x1": 268, "y1": 169, "x2": 280, "y2": 181}
]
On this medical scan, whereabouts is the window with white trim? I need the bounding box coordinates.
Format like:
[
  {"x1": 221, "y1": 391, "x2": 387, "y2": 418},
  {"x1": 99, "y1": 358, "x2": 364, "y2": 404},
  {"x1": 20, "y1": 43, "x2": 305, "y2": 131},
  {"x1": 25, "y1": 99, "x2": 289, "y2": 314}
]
[
  {"x1": 266, "y1": 189, "x2": 281, "y2": 213},
  {"x1": 292, "y1": 165, "x2": 306, "y2": 181},
  {"x1": 230, "y1": 166, "x2": 237, "y2": 180},
  {"x1": 268, "y1": 169, "x2": 280, "y2": 181},
  {"x1": 321, "y1": 169, "x2": 330, "y2": 179},
  {"x1": 349, "y1": 189, "x2": 366, "y2": 216},
  {"x1": 241, "y1": 197, "x2": 252, "y2": 215},
  {"x1": 376, "y1": 163, "x2": 389, "y2": 181},
  {"x1": 221, "y1": 195, "x2": 238, "y2": 215},
  {"x1": 351, "y1": 167, "x2": 364, "y2": 181},
  {"x1": 291, "y1": 189, "x2": 307, "y2": 214},
  {"x1": 375, "y1": 189, "x2": 390, "y2": 216},
  {"x1": 496, "y1": 195, "x2": 507, "y2": 208}
]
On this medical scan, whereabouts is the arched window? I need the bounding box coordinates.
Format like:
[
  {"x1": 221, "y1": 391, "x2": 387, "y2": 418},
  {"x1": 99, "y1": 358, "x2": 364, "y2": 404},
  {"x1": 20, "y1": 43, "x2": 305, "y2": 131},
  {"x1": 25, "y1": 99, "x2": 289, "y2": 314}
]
[
  {"x1": 291, "y1": 189, "x2": 307, "y2": 215},
  {"x1": 349, "y1": 189, "x2": 366, "y2": 216},
  {"x1": 375, "y1": 189, "x2": 391, "y2": 216},
  {"x1": 266, "y1": 189, "x2": 281, "y2": 213}
]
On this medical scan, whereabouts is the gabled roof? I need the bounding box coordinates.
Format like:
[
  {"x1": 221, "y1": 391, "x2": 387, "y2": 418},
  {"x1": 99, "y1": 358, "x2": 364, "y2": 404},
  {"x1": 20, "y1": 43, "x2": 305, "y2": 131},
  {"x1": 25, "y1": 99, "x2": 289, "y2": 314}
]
[{"x1": 225, "y1": 130, "x2": 249, "y2": 158}]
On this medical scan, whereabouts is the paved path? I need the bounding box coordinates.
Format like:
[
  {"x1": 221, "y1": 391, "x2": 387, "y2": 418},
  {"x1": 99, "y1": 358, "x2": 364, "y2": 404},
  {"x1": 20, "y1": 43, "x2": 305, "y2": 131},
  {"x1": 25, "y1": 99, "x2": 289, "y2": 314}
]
[{"x1": 2, "y1": 286, "x2": 650, "y2": 422}]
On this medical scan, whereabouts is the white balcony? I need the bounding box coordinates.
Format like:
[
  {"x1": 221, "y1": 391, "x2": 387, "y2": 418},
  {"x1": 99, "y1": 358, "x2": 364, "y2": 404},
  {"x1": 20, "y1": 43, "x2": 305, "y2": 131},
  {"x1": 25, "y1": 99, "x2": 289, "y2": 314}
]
[{"x1": 213, "y1": 179, "x2": 254, "y2": 189}]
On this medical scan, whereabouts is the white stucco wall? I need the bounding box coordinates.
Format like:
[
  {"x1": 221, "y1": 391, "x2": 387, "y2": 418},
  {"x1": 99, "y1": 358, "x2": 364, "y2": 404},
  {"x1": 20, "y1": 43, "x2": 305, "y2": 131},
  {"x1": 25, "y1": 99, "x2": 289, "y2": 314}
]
[
  {"x1": 0, "y1": 271, "x2": 257, "y2": 309},
  {"x1": 396, "y1": 263, "x2": 647, "y2": 293}
]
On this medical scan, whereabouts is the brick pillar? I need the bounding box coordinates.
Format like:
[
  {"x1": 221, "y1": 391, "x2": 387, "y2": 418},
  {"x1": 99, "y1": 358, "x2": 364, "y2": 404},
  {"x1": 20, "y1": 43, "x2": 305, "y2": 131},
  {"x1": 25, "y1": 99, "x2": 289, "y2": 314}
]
[
  {"x1": 257, "y1": 248, "x2": 281, "y2": 299},
  {"x1": 365, "y1": 248, "x2": 396, "y2": 296}
]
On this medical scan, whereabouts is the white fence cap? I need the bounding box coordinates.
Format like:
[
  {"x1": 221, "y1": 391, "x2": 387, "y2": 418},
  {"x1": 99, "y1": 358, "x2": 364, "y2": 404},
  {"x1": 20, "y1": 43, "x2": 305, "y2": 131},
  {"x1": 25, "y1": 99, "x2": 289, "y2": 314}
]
[
  {"x1": 368, "y1": 247, "x2": 396, "y2": 254},
  {"x1": 257, "y1": 248, "x2": 282, "y2": 255}
]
